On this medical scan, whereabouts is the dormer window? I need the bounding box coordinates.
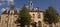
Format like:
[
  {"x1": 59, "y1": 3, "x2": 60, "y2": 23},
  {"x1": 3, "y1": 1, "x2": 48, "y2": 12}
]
[{"x1": 37, "y1": 13, "x2": 40, "y2": 18}]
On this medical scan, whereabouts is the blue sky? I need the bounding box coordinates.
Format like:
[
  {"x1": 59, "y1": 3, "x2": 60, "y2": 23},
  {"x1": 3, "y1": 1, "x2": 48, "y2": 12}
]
[{"x1": 0, "y1": 0, "x2": 60, "y2": 15}]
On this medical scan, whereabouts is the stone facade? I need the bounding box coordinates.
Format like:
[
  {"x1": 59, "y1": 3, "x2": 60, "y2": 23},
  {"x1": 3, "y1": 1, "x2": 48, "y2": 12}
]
[
  {"x1": 0, "y1": 5, "x2": 60, "y2": 27},
  {"x1": 0, "y1": 7, "x2": 44, "y2": 27},
  {"x1": 0, "y1": 0, "x2": 60, "y2": 27},
  {"x1": 0, "y1": 4, "x2": 45, "y2": 27}
]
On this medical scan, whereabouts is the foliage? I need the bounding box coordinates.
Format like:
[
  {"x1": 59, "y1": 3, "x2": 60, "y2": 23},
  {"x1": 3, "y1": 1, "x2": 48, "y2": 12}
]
[
  {"x1": 16, "y1": 5, "x2": 31, "y2": 27},
  {"x1": 44, "y1": 6, "x2": 59, "y2": 24}
]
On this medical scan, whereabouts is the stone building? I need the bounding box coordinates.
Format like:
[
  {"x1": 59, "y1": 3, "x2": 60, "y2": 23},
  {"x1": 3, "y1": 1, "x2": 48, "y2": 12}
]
[
  {"x1": 0, "y1": 0, "x2": 44, "y2": 27},
  {"x1": 56, "y1": 16, "x2": 60, "y2": 27},
  {"x1": 0, "y1": 0, "x2": 60, "y2": 27}
]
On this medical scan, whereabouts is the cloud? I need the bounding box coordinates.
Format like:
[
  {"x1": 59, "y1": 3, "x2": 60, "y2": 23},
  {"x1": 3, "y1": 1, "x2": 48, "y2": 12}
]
[
  {"x1": 1, "y1": 8, "x2": 6, "y2": 12},
  {"x1": 26, "y1": 5, "x2": 29, "y2": 8},
  {"x1": 7, "y1": 0, "x2": 14, "y2": 5},
  {"x1": 0, "y1": 7, "x2": 10, "y2": 12},
  {"x1": 0, "y1": 0, "x2": 14, "y2": 5}
]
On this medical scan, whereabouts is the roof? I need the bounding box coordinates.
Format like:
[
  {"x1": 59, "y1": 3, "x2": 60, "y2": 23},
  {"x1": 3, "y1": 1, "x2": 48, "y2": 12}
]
[
  {"x1": 2, "y1": 9, "x2": 8, "y2": 14},
  {"x1": 2, "y1": 9, "x2": 18, "y2": 15},
  {"x1": 29, "y1": 10, "x2": 44, "y2": 12},
  {"x1": 2, "y1": 8, "x2": 44, "y2": 14}
]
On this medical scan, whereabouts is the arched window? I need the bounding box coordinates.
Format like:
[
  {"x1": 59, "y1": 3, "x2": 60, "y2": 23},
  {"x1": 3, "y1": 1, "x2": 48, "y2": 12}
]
[
  {"x1": 5, "y1": 16, "x2": 8, "y2": 23},
  {"x1": 14, "y1": 16, "x2": 17, "y2": 20},
  {"x1": 38, "y1": 21, "x2": 41, "y2": 27},
  {"x1": 32, "y1": 14, "x2": 35, "y2": 18},
  {"x1": 37, "y1": 13, "x2": 40, "y2": 18}
]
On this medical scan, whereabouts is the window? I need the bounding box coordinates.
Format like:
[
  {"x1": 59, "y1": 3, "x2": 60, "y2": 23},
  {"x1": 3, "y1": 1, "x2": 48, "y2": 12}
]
[
  {"x1": 38, "y1": 21, "x2": 41, "y2": 27},
  {"x1": 5, "y1": 20, "x2": 8, "y2": 26},
  {"x1": 5, "y1": 21, "x2": 8, "y2": 24},
  {"x1": 6, "y1": 16, "x2": 8, "y2": 18},
  {"x1": 14, "y1": 16, "x2": 17, "y2": 21},
  {"x1": 14, "y1": 16, "x2": 17, "y2": 18},
  {"x1": 5, "y1": 16, "x2": 8, "y2": 23},
  {"x1": 32, "y1": 19, "x2": 34, "y2": 22},
  {"x1": 37, "y1": 13, "x2": 40, "y2": 18},
  {"x1": 5, "y1": 16, "x2": 8, "y2": 25},
  {"x1": 32, "y1": 14, "x2": 35, "y2": 18},
  {"x1": 6, "y1": 16, "x2": 8, "y2": 21}
]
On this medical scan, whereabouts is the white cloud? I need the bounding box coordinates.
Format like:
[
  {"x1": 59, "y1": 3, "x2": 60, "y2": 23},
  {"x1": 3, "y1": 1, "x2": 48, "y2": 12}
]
[
  {"x1": 7, "y1": 0, "x2": 14, "y2": 5},
  {"x1": 0, "y1": 0, "x2": 14, "y2": 5},
  {"x1": 0, "y1": 7, "x2": 10, "y2": 12},
  {"x1": 34, "y1": 8, "x2": 39, "y2": 10},
  {"x1": 26, "y1": 5, "x2": 29, "y2": 8},
  {"x1": 1, "y1": 8, "x2": 6, "y2": 12}
]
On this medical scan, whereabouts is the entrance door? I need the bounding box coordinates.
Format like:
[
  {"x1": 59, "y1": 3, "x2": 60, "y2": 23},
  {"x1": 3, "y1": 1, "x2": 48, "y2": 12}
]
[{"x1": 38, "y1": 21, "x2": 41, "y2": 27}]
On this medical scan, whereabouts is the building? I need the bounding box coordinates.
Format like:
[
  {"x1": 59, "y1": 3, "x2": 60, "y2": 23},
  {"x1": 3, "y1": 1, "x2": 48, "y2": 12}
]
[
  {"x1": 56, "y1": 16, "x2": 60, "y2": 27},
  {"x1": 0, "y1": 0, "x2": 44, "y2": 27},
  {"x1": 0, "y1": 0, "x2": 60, "y2": 27}
]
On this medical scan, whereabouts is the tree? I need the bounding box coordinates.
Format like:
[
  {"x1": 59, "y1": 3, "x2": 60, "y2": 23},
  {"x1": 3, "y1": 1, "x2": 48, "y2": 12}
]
[
  {"x1": 16, "y1": 5, "x2": 31, "y2": 27},
  {"x1": 44, "y1": 6, "x2": 59, "y2": 25}
]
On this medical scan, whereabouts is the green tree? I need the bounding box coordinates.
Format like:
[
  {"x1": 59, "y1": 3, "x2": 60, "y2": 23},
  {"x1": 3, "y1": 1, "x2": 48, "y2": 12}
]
[
  {"x1": 16, "y1": 5, "x2": 31, "y2": 27},
  {"x1": 44, "y1": 6, "x2": 59, "y2": 26}
]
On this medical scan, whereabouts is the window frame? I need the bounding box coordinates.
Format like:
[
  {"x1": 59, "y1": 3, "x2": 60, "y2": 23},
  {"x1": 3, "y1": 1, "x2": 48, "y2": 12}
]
[{"x1": 37, "y1": 13, "x2": 40, "y2": 18}]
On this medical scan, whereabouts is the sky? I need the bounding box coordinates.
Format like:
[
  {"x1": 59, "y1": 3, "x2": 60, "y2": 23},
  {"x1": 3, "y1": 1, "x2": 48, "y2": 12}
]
[{"x1": 0, "y1": 0, "x2": 60, "y2": 15}]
